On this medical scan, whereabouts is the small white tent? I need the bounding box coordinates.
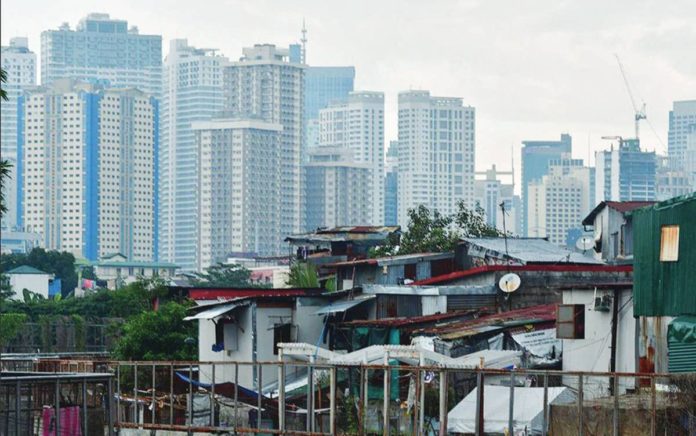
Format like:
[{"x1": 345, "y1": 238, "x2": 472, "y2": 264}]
[{"x1": 447, "y1": 385, "x2": 575, "y2": 434}]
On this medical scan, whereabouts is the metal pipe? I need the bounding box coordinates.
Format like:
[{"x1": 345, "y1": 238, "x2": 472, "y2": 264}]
[
  {"x1": 83, "y1": 377, "x2": 88, "y2": 434},
  {"x1": 438, "y1": 370, "x2": 448, "y2": 436},
  {"x1": 613, "y1": 375, "x2": 619, "y2": 436},
  {"x1": 329, "y1": 366, "x2": 336, "y2": 435},
  {"x1": 542, "y1": 373, "x2": 548, "y2": 436},
  {"x1": 578, "y1": 375, "x2": 584, "y2": 436},
  {"x1": 278, "y1": 359, "x2": 285, "y2": 433},
  {"x1": 382, "y1": 352, "x2": 389, "y2": 436},
  {"x1": 508, "y1": 371, "x2": 515, "y2": 435}
]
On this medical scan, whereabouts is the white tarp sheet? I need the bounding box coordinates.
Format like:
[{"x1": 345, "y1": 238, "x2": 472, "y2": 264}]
[{"x1": 447, "y1": 385, "x2": 574, "y2": 434}]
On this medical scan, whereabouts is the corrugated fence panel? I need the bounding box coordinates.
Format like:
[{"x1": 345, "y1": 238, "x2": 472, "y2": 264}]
[{"x1": 446, "y1": 294, "x2": 497, "y2": 311}]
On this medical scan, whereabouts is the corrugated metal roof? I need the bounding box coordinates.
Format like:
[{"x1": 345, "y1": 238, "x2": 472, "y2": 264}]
[
  {"x1": 415, "y1": 304, "x2": 557, "y2": 338},
  {"x1": 6, "y1": 265, "x2": 50, "y2": 275},
  {"x1": 461, "y1": 237, "x2": 602, "y2": 264},
  {"x1": 285, "y1": 226, "x2": 400, "y2": 244},
  {"x1": 327, "y1": 252, "x2": 453, "y2": 268},
  {"x1": 188, "y1": 288, "x2": 317, "y2": 301},
  {"x1": 314, "y1": 295, "x2": 375, "y2": 315},
  {"x1": 582, "y1": 201, "x2": 656, "y2": 226},
  {"x1": 633, "y1": 193, "x2": 696, "y2": 316},
  {"x1": 341, "y1": 309, "x2": 480, "y2": 328},
  {"x1": 183, "y1": 299, "x2": 252, "y2": 321}
]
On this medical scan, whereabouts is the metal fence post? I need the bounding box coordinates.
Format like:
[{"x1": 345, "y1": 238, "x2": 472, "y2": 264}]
[
  {"x1": 211, "y1": 363, "x2": 216, "y2": 427},
  {"x1": 508, "y1": 371, "x2": 515, "y2": 435},
  {"x1": 107, "y1": 375, "x2": 114, "y2": 435},
  {"x1": 234, "y1": 363, "x2": 239, "y2": 433},
  {"x1": 188, "y1": 364, "x2": 193, "y2": 432},
  {"x1": 360, "y1": 365, "x2": 367, "y2": 436},
  {"x1": 55, "y1": 377, "x2": 61, "y2": 435},
  {"x1": 134, "y1": 363, "x2": 139, "y2": 427},
  {"x1": 383, "y1": 352, "x2": 390, "y2": 436},
  {"x1": 278, "y1": 352, "x2": 285, "y2": 433},
  {"x1": 613, "y1": 375, "x2": 619, "y2": 436},
  {"x1": 542, "y1": 372, "x2": 548, "y2": 436},
  {"x1": 438, "y1": 369, "x2": 448, "y2": 436},
  {"x1": 169, "y1": 363, "x2": 174, "y2": 426},
  {"x1": 83, "y1": 377, "x2": 88, "y2": 434},
  {"x1": 257, "y1": 362, "x2": 263, "y2": 431},
  {"x1": 475, "y1": 370, "x2": 484, "y2": 436},
  {"x1": 15, "y1": 380, "x2": 20, "y2": 436},
  {"x1": 651, "y1": 376, "x2": 657, "y2": 436},
  {"x1": 578, "y1": 374, "x2": 584, "y2": 436},
  {"x1": 330, "y1": 366, "x2": 336, "y2": 435},
  {"x1": 152, "y1": 364, "x2": 156, "y2": 426}
]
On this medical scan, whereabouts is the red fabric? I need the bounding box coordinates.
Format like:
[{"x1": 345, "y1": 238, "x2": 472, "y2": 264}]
[{"x1": 42, "y1": 406, "x2": 82, "y2": 436}]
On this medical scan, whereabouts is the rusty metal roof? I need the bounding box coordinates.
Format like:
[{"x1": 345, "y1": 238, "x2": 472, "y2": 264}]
[
  {"x1": 582, "y1": 201, "x2": 656, "y2": 225},
  {"x1": 461, "y1": 237, "x2": 602, "y2": 265},
  {"x1": 340, "y1": 309, "x2": 483, "y2": 328},
  {"x1": 327, "y1": 252, "x2": 453, "y2": 268},
  {"x1": 415, "y1": 304, "x2": 557, "y2": 340},
  {"x1": 285, "y1": 226, "x2": 400, "y2": 244}
]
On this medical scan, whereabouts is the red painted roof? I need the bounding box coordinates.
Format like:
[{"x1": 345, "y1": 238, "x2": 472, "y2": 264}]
[
  {"x1": 412, "y1": 264, "x2": 632, "y2": 286},
  {"x1": 188, "y1": 287, "x2": 319, "y2": 301}
]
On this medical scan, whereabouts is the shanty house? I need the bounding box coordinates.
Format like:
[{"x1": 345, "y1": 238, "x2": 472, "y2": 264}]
[
  {"x1": 632, "y1": 194, "x2": 696, "y2": 373},
  {"x1": 582, "y1": 201, "x2": 655, "y2": 263}
]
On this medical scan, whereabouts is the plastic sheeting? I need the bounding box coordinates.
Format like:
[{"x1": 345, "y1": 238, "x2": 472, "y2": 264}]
[{"x1": 447, "y1": 385, "x2": 574, "y2": 434}]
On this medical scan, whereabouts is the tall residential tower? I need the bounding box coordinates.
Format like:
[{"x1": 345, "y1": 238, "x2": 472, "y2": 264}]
[
  {"x1": 1, "y1": 37, "x2": 36, "y2": 230},
  {"x1": 397, "y1": 91, "x2": 475, "y2": 225}
]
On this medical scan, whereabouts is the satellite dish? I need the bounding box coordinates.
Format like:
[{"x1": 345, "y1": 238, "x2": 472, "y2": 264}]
[
  {"x1": 576, "y1": 235, "x2": 594, "y2": 251},
  {"x1": 498, "y1": 273, "x2": 521, "y2": 293}
]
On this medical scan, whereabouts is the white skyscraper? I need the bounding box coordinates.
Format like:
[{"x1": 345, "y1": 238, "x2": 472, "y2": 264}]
[
  {"x1": 668, "y1": 100, "x2": 696, "y2": 189},
  {"x1": 19, "y1": 80, "x2": 157, "y2": 261},
  {"x1": 527, "y1": 156, "x2": 592, "y2": 246},
  {"x1": 304, "y1": 146, "x2": 372, "y2": 229},
  {"x1": 224, "y1": 45, "x2": 304, "y2": 245},
  {"x1": 193, "y1": 119, "x2": 282, "y2": 271},
  {"x1": 314, "y1": 91, "x2": 385, "y2": 226},
  {"x1": 595, "y1": 139, "x2": 656, "y2": 202},
  {"x1": 159, "y1": 39, "x2": 227, "y2": 271},
  {"x1": 397, "y1": 91, "x2": 475, "y2": 225},
  {"x1": 41, "y1": 14, "x2": 162, "y2": 96},
  {"x1": 474, "y1": 165, "x2": 518, "y2": 235},
  {"x1": 1, "y1": 37, "x2": 36, "y2": 230}
]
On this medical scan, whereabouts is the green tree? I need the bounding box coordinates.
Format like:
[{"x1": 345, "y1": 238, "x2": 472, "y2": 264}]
[
  {"x1": 372, "y1": 202, "x2": 503, "y2": 257},
  {"x1": 286, "y1": 262, "x2": 320, "y2": 288},
  {"x1": 112, "y1": 301, "x2": 197, "y2": 361},
  {"x1": 192, "y1": 262, "x2": 254, "y2": 287},
  {"x1": 0, "y1": 313, "x2": 27, "y2": 347},
  {"x1": 1, "y1": 249, "x2": 79, "y2": 294}
]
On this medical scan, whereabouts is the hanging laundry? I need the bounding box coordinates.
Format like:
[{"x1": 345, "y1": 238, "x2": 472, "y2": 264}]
[{"x1": 42, "y1": 406, "x2": 82, "y2": 436}]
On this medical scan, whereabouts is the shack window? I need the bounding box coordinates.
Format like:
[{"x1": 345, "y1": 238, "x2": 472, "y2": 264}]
[
  {"x1": 273, "y1": 323, "x2": 292, "y2": 355},
  {"x1": 557, "y1": 304, "x2": 584, "y2": 339},
  {"x1": 660, "y1": 225, "x2": 679, "y2": 262}
]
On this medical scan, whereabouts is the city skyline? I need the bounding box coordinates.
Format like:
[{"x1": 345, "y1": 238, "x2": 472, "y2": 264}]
[{"x1": 2, "y1": 0, "x2": 695, "y2": 188}]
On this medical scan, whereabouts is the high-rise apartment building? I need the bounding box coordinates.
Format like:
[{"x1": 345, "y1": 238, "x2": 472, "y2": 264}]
[
  {"x1": 655, "y1": 156, "x2": 693, "y2": 201},
  {"x1": 1, "y1": 37, "x2": 36, "y2": 230},
  {"x1": 223, "y1": 44, "x2": 304, "y2": 245},
  {"x1": 527, "y1": 156, "x2": 592, "y2": 246},
  {"x1": 595, "y1": 139, "x2": 656, "y2": 202},
  {"x1": 158, "y1": 39, "x2": 227, "y2": 271},
  {"x1": 304, "y1": 147, "x2": 372, "y2": 230},
  {"x1": 193, "y1": 119, "x2": 282, "y2": 271},
  {"x1": 520, "y1": 134, "x2": 572, "y2": 236},
  {"x1": 41, "y1": 14, "x2": 162, "y2": 96},
  {"x1": 668, "y1": 100, "x2": 696, "y2": 190},
  {"x1": 315, "y1": 91, "x2": 384, "y2": 226},
  {"x1": 397, "y1": 91, "x2": 475, "y2": 225},
  {"x1": 304, "y1": 67, "x2": 355, "y2": 154},
  {"x1": 384, "y1": 141, "x2": 399, "y2": 226},
  {"x1": 19, "y1": 80, "x2": 157, "y2": 261},
  {"x1": 474, "y1": 165, "x2": 518, "y2": 235}
]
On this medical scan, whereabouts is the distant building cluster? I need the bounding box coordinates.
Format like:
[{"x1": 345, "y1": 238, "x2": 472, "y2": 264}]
[{"x1": 1, "y1": 12, "x2": 694, "y2": 272}]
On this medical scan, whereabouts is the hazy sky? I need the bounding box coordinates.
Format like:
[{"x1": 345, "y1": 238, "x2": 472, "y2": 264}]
[{"x1": 3, "y1": 0, "x2": 695, "y2": 187}]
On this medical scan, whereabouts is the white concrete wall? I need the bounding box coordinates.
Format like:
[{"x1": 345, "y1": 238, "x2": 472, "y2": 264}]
[
  {"x1": 9, "y1": 273, "x2": 50, "y2": 299},
  {"x1": 562, "y1": 289, "x2": 635, "y2": 397}
]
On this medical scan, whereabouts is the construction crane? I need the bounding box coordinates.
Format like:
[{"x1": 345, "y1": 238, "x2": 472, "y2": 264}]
[{"x1": 615, "y1": 54, "x2": 647, "y2": 141}]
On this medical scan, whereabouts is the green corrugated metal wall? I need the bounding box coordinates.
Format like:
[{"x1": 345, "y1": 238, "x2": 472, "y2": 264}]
[{"x1": 633, "y1": 193, "x2": 696, "y2": 317}]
